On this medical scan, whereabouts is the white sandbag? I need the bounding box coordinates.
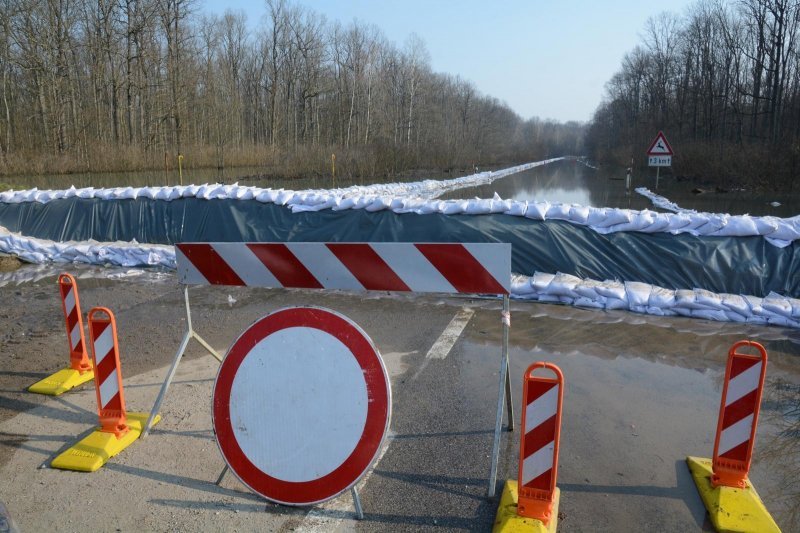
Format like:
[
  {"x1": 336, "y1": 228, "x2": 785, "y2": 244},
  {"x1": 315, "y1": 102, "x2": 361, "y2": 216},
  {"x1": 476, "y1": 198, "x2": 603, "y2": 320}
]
[
  {"x1": 594, "y1": 280, "x2": 626, "y2": 300},
  {"x1": 625, "y1": 281, "x2": 652, "y2": 307},
  {"x1": 721, "y1": 294, "x2": 750, "y2": 316},
  {"x1": 648, "y1": 286, "x2": 676, "y2": 308},
  {"x1": 761, "y1": 292, "x2": 793, "y2": 318},
  {"x1": 547, "y1": 273, "x2": 582, "y2": 298},
  {"x1": 605, "y1": 297, "x2": 628, "y2": 310},
  {"x1": 531, "y1": 272, "x2": 556, "y2": 292},
  {"x1": 524, "y1": 201, "x2": 550, "y2": 220},
  {"x1": 691, "y1": 309, "x2": 730, "y2": 321},
  {"x1": 695, "y1": 289, "x2": 723, "y2": 309}
]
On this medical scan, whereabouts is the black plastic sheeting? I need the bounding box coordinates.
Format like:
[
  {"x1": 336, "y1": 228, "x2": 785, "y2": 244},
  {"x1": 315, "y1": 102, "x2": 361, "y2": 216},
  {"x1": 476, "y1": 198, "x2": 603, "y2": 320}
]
[{"x1": 0, "y1": 196, "x2": 797, "y2": 298}]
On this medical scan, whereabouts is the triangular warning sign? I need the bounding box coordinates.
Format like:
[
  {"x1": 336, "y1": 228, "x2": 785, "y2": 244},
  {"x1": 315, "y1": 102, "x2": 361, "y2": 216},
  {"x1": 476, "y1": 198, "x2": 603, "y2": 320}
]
[{"x1": 647, "y1": 131, "x2": 673, "y2": 156}]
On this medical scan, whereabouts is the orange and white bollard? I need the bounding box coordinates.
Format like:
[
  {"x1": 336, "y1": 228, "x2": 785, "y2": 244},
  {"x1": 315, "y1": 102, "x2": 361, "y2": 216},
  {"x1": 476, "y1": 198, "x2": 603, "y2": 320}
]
[
  {"x1": 686, "y1": 340, "x2": 780, "y2": 532},
  {"x1": 493, "y1": 362, "x2": 563, "y2": 532},
  {"x1": 60, "y1": 274, "x2": 92, "y2": 373},
  {"x1": 51, "y1": 307, "x2": 159, "y2": 472},
  {"x1": 711, "y1": 340, "x2": 768, "y2": 488},
  {"x1": 28, "y1": 274, "x2": 94, "y2": 395},
  {"x1": 88, "y1": 308, "x2": 129, "y2": 438},
  {"x1": 517, "y1": 362, "x2": 563, "y2": 525}
]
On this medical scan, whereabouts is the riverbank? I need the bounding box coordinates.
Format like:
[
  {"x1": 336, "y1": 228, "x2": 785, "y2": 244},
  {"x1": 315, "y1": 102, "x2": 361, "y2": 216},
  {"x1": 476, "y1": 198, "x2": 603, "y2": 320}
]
[{"x1": 0, "y1": 142, "x2": 532, "y2": 188}]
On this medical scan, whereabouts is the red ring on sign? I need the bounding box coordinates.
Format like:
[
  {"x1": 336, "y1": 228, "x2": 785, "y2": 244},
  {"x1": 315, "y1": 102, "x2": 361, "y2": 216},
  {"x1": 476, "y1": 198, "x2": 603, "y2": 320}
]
[{"x1": 213, "y1": 306, "x2": 390, "y2": 506}]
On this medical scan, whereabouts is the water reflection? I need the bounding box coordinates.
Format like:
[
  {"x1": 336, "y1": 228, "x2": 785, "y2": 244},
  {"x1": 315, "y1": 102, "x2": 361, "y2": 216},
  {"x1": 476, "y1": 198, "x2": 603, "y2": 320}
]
[
  {"x1": 5, "y1": 160, "x2": 798, "y2": 217},
  {"x1": 440, "y1": 161, "x2": 799, "y2": 217},
  {"x1": 4, "y1": 165, "x2": 460, "y2": 193}
]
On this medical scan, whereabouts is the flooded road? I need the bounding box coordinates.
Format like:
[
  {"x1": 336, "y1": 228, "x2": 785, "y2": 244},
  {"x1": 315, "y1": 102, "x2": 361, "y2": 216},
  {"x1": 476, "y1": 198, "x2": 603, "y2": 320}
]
[
  {"x1": 441, "y1": 161, "x2": 799, "y2": 217},
  {"x1": 5, "y1": 159, "x2": 798, "y2": 217},
  {"x1": 0, "y1": 271, "x2": 798, "y2": 531}
]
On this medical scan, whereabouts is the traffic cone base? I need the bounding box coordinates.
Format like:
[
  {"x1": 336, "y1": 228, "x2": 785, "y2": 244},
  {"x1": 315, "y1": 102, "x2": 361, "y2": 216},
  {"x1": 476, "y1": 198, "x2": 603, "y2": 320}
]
[
  {"x1": 28, "y1": 367, "x2": 94, "y2": 396},
  {"x1": 686, "y1": 456, "x2": 780, "y2": 533},
  {"x1": 493, "y1": 481, "x2": 559, "y2": 533},
  {"x1": 51, "y1": 412, "x2": 160, "y2": 472}
]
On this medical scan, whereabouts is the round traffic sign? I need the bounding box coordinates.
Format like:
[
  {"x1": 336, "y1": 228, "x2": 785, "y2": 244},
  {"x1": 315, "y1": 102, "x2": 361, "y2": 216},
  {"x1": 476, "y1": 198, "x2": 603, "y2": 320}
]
[{"x1": 212, "y1": 306, "x2": 391, "y2": 505}]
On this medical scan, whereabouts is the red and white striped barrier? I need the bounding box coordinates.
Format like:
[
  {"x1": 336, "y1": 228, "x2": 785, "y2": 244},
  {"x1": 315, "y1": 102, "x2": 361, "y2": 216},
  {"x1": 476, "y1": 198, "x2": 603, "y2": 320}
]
[
  {"x1": 712, "y1": 340, "x2": 768, "y2": 488},
  {"x1": 88, "y1": 308, "x2": 129, "y2": 438},
  {"x1": 517, "y1": 362, "x2": 563, "y2": 524},
  {"x1": 176, "y1": 242, "x2": 510, "y2": 294},
  {"x1": 59, "y1": 273, "x2": 91, "y2": 373}
]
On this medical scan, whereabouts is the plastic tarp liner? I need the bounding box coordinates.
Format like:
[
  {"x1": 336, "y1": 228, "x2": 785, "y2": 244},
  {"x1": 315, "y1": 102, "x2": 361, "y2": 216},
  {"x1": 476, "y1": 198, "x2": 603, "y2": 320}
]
[{"x1": 0, "y1": 196, "x2": 797, "y2": 298}]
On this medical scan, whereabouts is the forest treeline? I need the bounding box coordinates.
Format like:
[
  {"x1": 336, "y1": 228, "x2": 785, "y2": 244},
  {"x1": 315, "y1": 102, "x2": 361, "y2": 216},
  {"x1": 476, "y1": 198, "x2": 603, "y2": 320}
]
[
  {"x1": 0, "y1": 0, "x2": 583, "y2": 180},
  {"x1": 587, "y1": 0, "x2": 800, "y2": 190}
]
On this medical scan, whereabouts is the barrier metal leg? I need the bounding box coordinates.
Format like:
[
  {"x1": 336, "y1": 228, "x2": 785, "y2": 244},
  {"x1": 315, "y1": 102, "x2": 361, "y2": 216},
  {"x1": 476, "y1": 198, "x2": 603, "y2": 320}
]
[
  {"x1": 143, "y1": 287, "x2": 221, "y2": 436},
  {"x1": 505, "y1": 359, "x2": 514, "y2": 431},
  {"x1": 144, "y1": 330, "x2": 190, "y2": 436},
  {"x1": 215, "y1": 465, "x2": 229, "y2": 486},
  {"x1": 487, "y1": 295, "x2": 511, "y2": 498},
  {"x1": 351, "y1": 487, "x2": 364, "y2": 520}
]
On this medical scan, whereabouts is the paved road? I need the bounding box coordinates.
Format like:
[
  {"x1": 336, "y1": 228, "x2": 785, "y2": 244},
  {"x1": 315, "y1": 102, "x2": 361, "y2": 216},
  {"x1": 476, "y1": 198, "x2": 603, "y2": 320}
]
[{"x1": 1, "y1": 274, "x2": 798, "y2": 531}]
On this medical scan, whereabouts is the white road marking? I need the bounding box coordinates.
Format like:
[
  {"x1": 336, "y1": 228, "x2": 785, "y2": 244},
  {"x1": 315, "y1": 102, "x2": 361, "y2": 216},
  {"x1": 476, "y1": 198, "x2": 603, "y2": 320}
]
[{"x1": 425, "y1": 308, "x2": 474, "y2": 360}]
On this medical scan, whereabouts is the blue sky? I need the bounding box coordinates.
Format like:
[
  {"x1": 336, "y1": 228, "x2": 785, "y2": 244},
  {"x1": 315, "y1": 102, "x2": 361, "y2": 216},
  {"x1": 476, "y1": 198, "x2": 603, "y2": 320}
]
[{"x1": 202, "y1": 0, "x2": 696, "y2": 123}]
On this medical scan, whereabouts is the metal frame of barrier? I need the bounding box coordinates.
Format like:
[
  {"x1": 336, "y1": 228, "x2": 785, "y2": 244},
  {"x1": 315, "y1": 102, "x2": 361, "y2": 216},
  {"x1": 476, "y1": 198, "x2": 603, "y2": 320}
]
[{"x1": 143, "y1": 242, "x2": 515, "y2": 507}]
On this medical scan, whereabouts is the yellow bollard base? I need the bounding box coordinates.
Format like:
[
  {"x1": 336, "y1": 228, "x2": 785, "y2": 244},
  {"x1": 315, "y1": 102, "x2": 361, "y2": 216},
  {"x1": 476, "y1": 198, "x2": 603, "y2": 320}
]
[
  {"x1": 51, "y1": 412, "x2": 160, "y2": 472},
  {"x1": 493, "y1": 480, "x2": 559, "y2": 533},
  {"x1": 686, "y1": 456, "x2": 781, "y2": 533},
  {"x1": 28, "y1": 367, "x2": 94, "y2": 396}
]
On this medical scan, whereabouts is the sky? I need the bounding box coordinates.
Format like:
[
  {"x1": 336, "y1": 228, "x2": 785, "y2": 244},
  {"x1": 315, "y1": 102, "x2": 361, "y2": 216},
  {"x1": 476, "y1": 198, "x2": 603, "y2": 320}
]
[{"x1": 203, "y1": 0, "x2": 697, "y2": 123}]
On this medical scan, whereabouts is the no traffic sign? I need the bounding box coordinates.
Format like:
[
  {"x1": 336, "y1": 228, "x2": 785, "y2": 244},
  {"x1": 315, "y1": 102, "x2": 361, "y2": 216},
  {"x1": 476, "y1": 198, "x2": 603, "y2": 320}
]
[{"x1": 212, "y1": 306, "x2": 391, "y2": 505}]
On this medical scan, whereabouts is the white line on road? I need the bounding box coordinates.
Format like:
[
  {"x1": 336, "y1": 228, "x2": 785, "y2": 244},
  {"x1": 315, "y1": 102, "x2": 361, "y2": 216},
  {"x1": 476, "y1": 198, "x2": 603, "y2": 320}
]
[{"x1": 425, "y1": 308, "x2": 474, "y2": 360}]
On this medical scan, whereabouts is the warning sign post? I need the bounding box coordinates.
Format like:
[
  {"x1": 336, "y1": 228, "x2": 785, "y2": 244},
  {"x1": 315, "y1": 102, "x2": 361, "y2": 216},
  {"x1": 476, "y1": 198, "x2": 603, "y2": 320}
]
[{"x1": 647, "y1": 131, "x2": 673, "y2": 187}]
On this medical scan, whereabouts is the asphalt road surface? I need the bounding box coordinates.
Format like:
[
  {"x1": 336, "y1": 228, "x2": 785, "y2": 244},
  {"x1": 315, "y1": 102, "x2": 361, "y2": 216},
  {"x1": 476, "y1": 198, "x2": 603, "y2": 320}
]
[{"x1": 1, "y1": 268, "x2": 798, "y2": 531}]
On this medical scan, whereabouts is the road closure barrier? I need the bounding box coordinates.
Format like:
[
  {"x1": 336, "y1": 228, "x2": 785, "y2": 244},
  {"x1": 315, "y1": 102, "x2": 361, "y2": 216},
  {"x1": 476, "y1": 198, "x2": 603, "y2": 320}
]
[
  {"x1": 494, "y1": 362, "x2": 563, "y2": 533},
  {"x1": 146, "y1": 241, "x2": 512, "y2": 516},
  {"x1": 51, "y1": 307, "x2": 159, "y2": 472},
  {"x1": 28, "y1": 273, "x2": 94, "y2": 395},
  {"x1": 686, "y1": 340, "x2": 780, "y2": 532}
]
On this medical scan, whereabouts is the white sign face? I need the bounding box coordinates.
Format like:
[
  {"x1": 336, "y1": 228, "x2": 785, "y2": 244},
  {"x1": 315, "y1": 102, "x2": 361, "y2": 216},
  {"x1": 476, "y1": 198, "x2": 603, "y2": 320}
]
[
  {"x1": 213, "y1": 306, "x2": 391, "y2": 506},
  {"x1": 647, "y1": 131, "x2": 674, "y2": 156},
  {"x1": 649, "y1": 155, "x2": 672, "y2": 167}
]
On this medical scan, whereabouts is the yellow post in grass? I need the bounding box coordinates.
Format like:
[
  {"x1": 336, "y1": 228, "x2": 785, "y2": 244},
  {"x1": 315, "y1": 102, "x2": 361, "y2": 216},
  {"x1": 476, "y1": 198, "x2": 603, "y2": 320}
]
[
  {"x1": 331, "y1": 153, "x2": 336, "y2": 188},
  {"x1": 178, "y1": 153, "x2": 184, "y2": 186}
]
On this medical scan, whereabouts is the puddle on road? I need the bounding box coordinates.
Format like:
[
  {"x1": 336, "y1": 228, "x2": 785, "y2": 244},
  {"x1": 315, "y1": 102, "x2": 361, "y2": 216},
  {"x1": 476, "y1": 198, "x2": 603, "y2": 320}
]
[{"x1": 457, "y1": 301, "x2": 800, "y2": 530}]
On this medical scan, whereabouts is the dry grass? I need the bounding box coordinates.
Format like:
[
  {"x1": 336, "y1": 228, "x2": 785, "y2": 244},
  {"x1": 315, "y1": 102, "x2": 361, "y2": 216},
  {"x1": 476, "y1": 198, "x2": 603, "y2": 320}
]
[{"x1": 0, "y1": 142, "x2": 517, "y2": 183}]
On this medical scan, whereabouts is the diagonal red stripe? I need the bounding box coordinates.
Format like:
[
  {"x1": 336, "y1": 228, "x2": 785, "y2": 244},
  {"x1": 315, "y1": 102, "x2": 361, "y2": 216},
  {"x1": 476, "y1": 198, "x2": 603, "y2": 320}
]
[
  {"x1": 67, "y1": 307, "x2": 79, "y2": 330},
  {"x1": 178, "y1": 244, "x2": 245, "y2": 285},
  {"x1": 719, "y1": 439, "x2": 749, "y2": 462},
  {"x1": 524, "y1": 468, "x2": 553, "y2": 491},
  {"x1": 247, "y1": 244, "x2": 323, "y2": 288},
  {"x1": 524, "y1": 415, "x2": 557, "y2": 457},
  {"x1": 326, "y1": 244, "x2": 411, "y2": 291},
  {"x1": 722, "y1": 389, "x2": 757, "y2": 428},
  {"x1": 95, "y1": 348, "x2": 117, "y2": 383},
  {"x1": 729, "y1": 356, "x2": 760, "y2": 379},
  {"x1": 526, "y1": 380, "x2": 557, "y2": 404},
  {"x1": 90, "y1": 321, "x2": 109, "y2": 349},
  {"x1": 415, "y1": 244, "x2": 507, "y2": 294},
  {"x1": 102, "y1": 391, "x2": 123, "y2": 411}
]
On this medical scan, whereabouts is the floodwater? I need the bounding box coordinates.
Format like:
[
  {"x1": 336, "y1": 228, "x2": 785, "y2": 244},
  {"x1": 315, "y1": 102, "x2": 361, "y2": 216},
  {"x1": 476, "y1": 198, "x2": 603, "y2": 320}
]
[
  {"x1": 4, "y1": 165, "x2": 454, "y2": 192},
  {"x1": 5, "y1": 160, "x2": 798, "y2": 217},
  {"x1": 441, "y1": 161, "x2": 800, "y2": 218}
]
